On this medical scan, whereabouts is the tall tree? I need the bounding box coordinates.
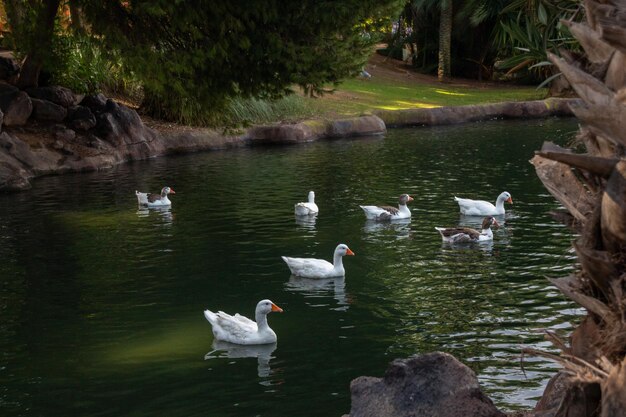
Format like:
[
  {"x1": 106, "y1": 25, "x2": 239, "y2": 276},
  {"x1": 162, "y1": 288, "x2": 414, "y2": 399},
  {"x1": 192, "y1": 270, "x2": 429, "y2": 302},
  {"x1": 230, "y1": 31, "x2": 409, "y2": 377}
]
[
  {"x1": 437, "y1": 0, "x2": 452, "y2": 81},
  {"x1": 5, "y1": 0, "x2": 61, "y2": 88}
]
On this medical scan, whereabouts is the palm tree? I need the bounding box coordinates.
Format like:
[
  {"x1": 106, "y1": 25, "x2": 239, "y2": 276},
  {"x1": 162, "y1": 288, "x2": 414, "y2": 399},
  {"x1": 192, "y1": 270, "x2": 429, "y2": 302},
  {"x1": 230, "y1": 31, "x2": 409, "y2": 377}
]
[
  {"x1": 437, "y1": 0, "x2": 452, "y2": 81},
  {"x1": 410, "y1": 0, "x2": 453, "y2": 81},
  {"x1": 529, "y1": 0, "x2": 626, "y2": 414}
]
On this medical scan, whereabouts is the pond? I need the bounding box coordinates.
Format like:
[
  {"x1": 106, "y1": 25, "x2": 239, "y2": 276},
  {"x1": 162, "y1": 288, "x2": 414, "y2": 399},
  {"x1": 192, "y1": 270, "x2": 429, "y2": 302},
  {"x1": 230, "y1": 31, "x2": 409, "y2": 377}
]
[{"x1": 0, "y1": 118, "x2": 582, "y2": 417}]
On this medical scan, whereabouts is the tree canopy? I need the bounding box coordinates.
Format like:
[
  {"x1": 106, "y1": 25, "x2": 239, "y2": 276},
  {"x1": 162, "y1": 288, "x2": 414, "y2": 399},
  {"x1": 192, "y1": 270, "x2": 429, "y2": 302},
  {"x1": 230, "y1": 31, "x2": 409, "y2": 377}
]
[{"x1": 4, "y1": 0, "x2": 404, "y2": 117}]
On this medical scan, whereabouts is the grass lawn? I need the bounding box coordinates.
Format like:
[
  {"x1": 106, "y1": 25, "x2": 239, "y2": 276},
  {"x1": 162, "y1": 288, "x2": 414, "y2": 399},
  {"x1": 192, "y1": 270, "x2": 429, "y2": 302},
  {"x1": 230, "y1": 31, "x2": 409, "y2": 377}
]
[{"x1": 307, "y1": 53, "x2": 547, "y2": 117}]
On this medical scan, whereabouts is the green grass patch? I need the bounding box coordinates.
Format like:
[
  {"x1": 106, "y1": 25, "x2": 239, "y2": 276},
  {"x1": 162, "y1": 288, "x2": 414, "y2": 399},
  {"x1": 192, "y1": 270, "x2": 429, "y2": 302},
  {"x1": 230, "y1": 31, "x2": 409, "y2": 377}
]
[
  {"x1": 312, "y1": 76, "x2": 548, "y2": 116},
  {"x1": 204, "y1": 77, "x2": 547, "y2": 126}
]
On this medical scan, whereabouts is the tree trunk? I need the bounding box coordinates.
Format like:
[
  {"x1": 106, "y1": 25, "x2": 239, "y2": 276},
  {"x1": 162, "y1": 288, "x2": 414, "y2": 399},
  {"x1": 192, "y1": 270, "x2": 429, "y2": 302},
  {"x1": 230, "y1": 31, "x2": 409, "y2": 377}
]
[
  {"x1": 69, "y1": 0, "x2": 87, "y2": 34},
  {"x1": 530, "y1": 1, "x2": 626, "y2": 415},
  {"x1": 437, "y1": 0, "x2": 452, "y2": 82},
  {"x1": 15, "y1": 0, "x2": 62, "y2": 89}
]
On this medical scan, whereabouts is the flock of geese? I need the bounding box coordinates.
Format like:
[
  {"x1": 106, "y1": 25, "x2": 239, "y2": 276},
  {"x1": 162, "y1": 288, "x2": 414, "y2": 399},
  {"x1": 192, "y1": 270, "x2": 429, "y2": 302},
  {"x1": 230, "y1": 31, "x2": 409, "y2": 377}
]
[{"x1": 135, "y1": 186, "x2": 513, "y2": 346}]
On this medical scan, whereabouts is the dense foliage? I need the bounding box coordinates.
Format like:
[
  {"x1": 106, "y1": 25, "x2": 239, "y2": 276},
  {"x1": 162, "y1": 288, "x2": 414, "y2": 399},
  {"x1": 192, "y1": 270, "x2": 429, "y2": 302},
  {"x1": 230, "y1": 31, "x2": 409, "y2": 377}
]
[
  {"x1": 3, "y1": 0, "x2": 405, "y2": 121},
  {"x1": 392, "y1": 0, "x2": 582, "y2": 82}
]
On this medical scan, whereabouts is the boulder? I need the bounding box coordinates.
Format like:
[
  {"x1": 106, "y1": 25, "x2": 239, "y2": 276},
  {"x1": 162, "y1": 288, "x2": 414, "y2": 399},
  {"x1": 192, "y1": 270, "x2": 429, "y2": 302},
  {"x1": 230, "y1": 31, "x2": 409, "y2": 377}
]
[
  {"x1": 31, "y1": 98, "x2": 68, "y2": 122},
  {"x1": 26, "y1": 86, "x2": 78, "y2": 107},
  {"x1": 0, "y1": 108, "x2": 3, "y2": 133},
  {"x1": 0, "y1": 56, "x2": 20, "y2": 81},
  {"x1": 327, "y1": 115, "x2": 386, "y2": 137},
  {"x1": 533, "y1": 372, "x2": 570, "y2": 417},
  {"x1": 0, "y1": 82, "x2": 19, "y2": 95},
  {"x1": 247, "y1": 122, "x2": 321, "y2": 144},
  {"x1": 67, "y1": 105, "x2": 96, "y2": 131},
  {"x1": 80, "y1": 93, "x2": 108, "y2": 113},
  {"x1": 348, "y1": 352, "x2": 505, "y2": 417},
  {"x1": 0, "y1": 91, "x2": 33, "y2": 126},
  {"x1": 51, "y1": 125, "x2": 76, "y2": 142},
  {"x1": 94, "y1": 99, "x2": 164, "y2": 158}
]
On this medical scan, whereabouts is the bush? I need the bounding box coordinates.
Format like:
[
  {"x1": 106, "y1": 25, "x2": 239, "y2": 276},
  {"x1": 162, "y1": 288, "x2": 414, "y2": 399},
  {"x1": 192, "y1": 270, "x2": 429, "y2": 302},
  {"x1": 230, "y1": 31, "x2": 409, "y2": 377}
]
[{"x1": 48, "y1": 34, "x2": 141, "y2": 100}]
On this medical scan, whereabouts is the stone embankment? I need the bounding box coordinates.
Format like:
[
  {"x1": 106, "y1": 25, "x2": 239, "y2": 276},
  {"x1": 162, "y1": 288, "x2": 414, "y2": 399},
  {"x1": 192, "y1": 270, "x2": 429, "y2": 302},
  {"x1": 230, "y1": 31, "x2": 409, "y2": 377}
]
[{"x1": 0, "y1": 54, "x2": 578, "y2": 192}]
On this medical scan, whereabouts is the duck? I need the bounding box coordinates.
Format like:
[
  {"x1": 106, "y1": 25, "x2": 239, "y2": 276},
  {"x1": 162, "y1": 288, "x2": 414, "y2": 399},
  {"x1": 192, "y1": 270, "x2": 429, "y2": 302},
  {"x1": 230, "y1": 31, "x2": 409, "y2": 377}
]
[
  {"x1": 203, "y1": 299, "x2": 283, "y2": 345},
  {"x1": 281, "y1": 243, "x2": 355, "y2": 278},
  {"x1": 435, "y1": 216, "x2": 499, "y2": 243},
  {"x1": 360, "y1": 194, "x2": 414, "y2": 221},
  {"x1": 294, "y1": 191, "x2": 319, "y2": 216},
  {"x1": 454, "y1": 191, "x2": 512, "y2": 216},
  {"x1": 136, "y1": 186, "x2": 176, "y2": 207}
]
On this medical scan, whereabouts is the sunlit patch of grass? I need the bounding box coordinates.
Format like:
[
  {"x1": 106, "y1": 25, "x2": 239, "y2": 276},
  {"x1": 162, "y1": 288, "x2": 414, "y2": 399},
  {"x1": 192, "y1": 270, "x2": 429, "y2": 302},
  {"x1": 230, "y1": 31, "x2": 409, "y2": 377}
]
[
  {"x1": 309, "y1": 76, "x2": 547, "y2": 117},
  {"x1": 434, "y1": 89, "x2": 468, "y2": 96}
]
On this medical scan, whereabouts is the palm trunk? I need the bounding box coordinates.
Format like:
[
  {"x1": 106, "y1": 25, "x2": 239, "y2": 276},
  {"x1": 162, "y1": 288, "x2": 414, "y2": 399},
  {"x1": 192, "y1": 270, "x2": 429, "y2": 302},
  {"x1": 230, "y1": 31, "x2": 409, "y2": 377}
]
[
  {"x1": 529, "y1": 1, "x2": 626, "y2": 415},
  {"x1": 437, "y1": 0, "x2": 452, "y2": 82}
]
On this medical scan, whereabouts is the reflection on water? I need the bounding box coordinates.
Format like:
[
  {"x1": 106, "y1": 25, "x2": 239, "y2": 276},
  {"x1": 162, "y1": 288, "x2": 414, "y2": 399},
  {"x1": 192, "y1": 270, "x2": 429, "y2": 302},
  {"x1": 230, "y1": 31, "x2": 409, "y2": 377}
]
[
  {"x1": 0, "y1": 118, "x2": 581, "y2": 417},
  {"x1": 458, "y1": 213, "x2": 506, "y2": 227},
  {"x1": 294, "y1": 214, "x2": 317, "y2": 230},
  {"x1": 285, "y1": 275, "x2": 349, "y2": 310},
  {"x1": 205, "y1": 340, "x2": 277, "y2": 378},
  {"x1": 440, "y1": 239, "x2": 495, "y2": 253},
  {"x1": 362, "y1": 218, "x2": 412, "y2": 239},
  {"x1": 136, "y1": 206, "x2": 174, "y2": 224}
]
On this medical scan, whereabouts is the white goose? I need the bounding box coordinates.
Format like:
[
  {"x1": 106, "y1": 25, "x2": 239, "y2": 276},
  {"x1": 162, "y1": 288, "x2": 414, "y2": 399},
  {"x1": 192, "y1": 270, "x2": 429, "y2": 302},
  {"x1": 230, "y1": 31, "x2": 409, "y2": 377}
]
[
  {"x1": 281, "y1": 243, "x2": 355, "y2": 278},
  {"x1": 204, "y1": 299, "x2": 283, "y2": 345},
  {"x1": 136, "y1": 186, "x2": 176, "y2": 207},
  {"x1": 435, "y1": 216, "x2": 499, "y2": 243},
  {"x1": 294, "y1": 191, "x2": 319, "y2": 216},
  {"x1": 360, "y1": 194, "x2": 413, "y2": 221},
  {"x1": 454, "y1": 191, "x2": 512, "y2": 216}
]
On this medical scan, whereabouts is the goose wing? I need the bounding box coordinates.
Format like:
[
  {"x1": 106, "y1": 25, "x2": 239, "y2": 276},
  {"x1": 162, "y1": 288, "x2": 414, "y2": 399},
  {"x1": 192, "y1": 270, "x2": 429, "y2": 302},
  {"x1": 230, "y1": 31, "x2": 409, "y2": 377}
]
[
  {"x1": 147, "y1": 193, "x2": 163, "y2": 203},
  {"x1": 282, "y1": 256, "x2": 333, "y2": 277}
]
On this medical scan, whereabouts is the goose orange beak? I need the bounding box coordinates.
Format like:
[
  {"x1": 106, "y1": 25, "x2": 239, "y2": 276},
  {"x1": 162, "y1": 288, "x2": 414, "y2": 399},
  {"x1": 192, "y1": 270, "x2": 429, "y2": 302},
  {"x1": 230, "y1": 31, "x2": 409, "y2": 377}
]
[
  {"x1": 346, "y1": 248, "x2": 355, "y2": 256},
  {"x1": 408, "y1": 196, "x2": 414, "y2": 201},
  {"x1": 271, "y1": 303, "x2": 283, "y2": 313},
  {"x1": 169, "y1": 189, "x2": 176, "y2": 194},
  {"x1": 506, "y1": 197, "x2": 512, "y2": 204}
]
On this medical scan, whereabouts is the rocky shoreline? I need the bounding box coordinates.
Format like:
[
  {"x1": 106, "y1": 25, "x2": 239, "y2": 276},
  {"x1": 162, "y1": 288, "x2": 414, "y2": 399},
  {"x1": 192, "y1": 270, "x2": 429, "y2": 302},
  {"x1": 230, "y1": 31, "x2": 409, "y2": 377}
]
[{"x1": 0, "y1": 73, "x2": 579, "y2": 192}]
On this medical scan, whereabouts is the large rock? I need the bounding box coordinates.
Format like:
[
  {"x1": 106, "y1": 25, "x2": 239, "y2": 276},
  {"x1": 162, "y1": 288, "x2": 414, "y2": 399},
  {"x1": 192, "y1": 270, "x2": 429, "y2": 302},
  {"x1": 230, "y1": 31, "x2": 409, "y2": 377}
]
[
  {"x1": 26, "y1": 86, "x2": 78, "y2": 108},
  {"x1": 348, "y1": 352, "x2": 505, "y2": 417},
  {"x1": 0, "y1": 56, "x2": 20, "y2": 81},
  {"x1": 327, "y1": 115, "x2": 386, "y2": 137},
  {"x1": 246, "y1": 121, "x2": 325, "y2": 145},
  {"x1": 246, "y1": 115, "x2": 386, "y2": 145},
  {"x1": 0, "y1": 82, "x2": 19, "y2": 95},
  {"x1": 0, "y1": 91, "x2": 33, "y2": 126},
  {"x1": 31, "y1": 98, "x2": 68, "y2": 122},
  {"x1": 95, "y1": 99, "x2": 164, "y2": 158},
  {"x1": 67, "y1": 105, "x2": 96, "y2": 131},
  {"x1": 80, "y1": 93, "x2": 108, "y2": 113}
]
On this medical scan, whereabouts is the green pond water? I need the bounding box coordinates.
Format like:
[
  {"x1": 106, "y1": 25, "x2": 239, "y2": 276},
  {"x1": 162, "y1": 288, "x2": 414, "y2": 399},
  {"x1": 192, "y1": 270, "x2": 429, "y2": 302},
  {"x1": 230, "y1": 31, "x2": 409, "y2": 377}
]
[{"x1": 1, "y1": 118, "x2": 582, "y2": 416}]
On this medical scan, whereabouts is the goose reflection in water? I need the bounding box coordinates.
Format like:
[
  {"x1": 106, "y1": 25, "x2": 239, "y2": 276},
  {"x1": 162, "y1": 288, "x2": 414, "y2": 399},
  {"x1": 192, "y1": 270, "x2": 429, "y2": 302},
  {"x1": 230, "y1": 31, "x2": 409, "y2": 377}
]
[
  {"x1": 362, "y1": 218, "x2": 411, "y2": 238},
  {"x1": 459, "y1": 214, "x2": 505, "y2": 228},
  {"x1": 285, "y1": 275, "x2": 349, "y2": 309},
  {"x1": 136, "y1": 206, "x2": 174, "y2": 224},
  {"x1": 440, "y1": 239, "x2": 495, "y2": 254},
  {"x1": 294, "y1": 214, "x2": 317, "y2": 230},
  {"x1": 205, "y1": 340, "x2": 277, "y2": 378}
]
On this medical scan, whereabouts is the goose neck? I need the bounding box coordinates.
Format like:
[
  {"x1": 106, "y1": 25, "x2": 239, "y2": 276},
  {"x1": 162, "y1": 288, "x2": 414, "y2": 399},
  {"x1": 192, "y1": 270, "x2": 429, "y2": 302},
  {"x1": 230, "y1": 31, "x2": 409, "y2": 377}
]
[
  {"x1": 333, "y1": 252, "x2": 344, "y2": 269},
  {"x1": 255, "y1": 311, "x2": 269, "y2": 330}
]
